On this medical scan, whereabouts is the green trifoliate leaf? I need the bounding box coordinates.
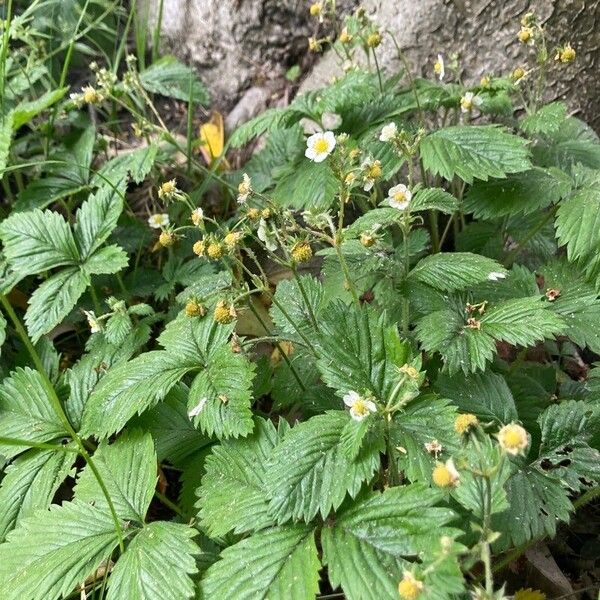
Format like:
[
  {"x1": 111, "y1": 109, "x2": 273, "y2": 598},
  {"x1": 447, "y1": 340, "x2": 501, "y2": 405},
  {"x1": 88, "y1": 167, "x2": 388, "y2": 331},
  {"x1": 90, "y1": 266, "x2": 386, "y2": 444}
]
[
  {"x1": 265, "y1": 411, "x2": 382, "y2": 523},
  {"x1": 198, "y1": 417, "x2": 282, "y2": 537},
  {"x1": 200, "y1": 524, "x2": 320, "y2": 600},
  {"x1": 415, "y1": 297, "x2": 564, "y2": 375},
  {"x1": 107, "y1": 521, "x2": 199, "y2": 600},
  {"x1": 321, "y1": 484, "x2": 459, "y2": 600},
  {"x1": 493, "y1": 400, "x2": 600, "y2": 550},
  {"x1": 0, "y1": 367, "x2": 67, "y2": 458},
  {"x1": 74, "y1": 430, "x2": 157, "y2": 523},
  {"x1": 0, "y1": 501, "x2": 122, "y2": 600},
  {"x1": 420, "y1": 125, "x2": 531, "y2": 183}
]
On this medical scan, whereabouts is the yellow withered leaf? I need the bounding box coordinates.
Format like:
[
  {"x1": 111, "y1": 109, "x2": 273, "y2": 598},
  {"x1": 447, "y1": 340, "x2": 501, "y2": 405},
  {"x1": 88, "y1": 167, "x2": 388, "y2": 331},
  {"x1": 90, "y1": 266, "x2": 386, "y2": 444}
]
[
  {"x1": 199, "y1": 112, "x2": 229, "y2": 169},
  {"x1": 513, "y1": 589, "x2": 546, "y2": 600}
]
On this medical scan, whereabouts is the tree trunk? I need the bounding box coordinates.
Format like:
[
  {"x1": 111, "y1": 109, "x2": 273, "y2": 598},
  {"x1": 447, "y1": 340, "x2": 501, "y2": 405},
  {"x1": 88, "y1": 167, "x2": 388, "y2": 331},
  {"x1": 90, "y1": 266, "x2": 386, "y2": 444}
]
[{"x1": 142, "y1": 0, "x2": 600, "y2": 129}]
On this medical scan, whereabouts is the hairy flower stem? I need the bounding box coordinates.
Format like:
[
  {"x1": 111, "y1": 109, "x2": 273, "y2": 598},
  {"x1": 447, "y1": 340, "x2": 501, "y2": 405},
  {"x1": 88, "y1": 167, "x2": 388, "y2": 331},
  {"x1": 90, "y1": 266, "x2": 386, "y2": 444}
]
[{"x1": 0, "y1": 294, "x2": 125, "y2": 553}]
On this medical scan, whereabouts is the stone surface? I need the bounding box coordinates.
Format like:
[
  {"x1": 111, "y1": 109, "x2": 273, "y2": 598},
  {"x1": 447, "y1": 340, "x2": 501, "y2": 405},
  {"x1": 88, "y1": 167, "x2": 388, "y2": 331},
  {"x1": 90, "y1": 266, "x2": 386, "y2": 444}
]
[{"x1": 142, "y1": 0, "x2": 600, "y2": 128}]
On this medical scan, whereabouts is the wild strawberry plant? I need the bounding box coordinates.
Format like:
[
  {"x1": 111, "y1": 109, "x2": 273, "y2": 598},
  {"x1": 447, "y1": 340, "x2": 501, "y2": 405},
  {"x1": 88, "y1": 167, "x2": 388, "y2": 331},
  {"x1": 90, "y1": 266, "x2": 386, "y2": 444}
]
[{"x1": 0, "y1": 3, "x2": 598, "y2": 599}]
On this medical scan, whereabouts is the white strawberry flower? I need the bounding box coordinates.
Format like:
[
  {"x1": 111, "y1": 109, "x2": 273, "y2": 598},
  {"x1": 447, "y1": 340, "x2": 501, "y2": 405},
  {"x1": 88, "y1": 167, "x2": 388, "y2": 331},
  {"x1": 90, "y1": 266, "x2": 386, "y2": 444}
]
[
  {"x1": 305, "y1": 131, "x2": 336, "y2": 162},
  {"x1": 188, "y1": 397, "x2": 207, "y2": 418},
  {"x1": 434, "y1": 53, "x2": 445, "y2": 80},
  {"x1": 379, "y1": 122, "x2": 397, "y2": 142},
  {"x1": 460, "y1": 91, "x2": 483, "y2": 113},
  {"x1": 148, "y1": 213, "x2": 169, "y2": 229},
  {"x1": 191, "y1": 207, "x2": 204, "y2": 225},
  {"x1": 83, "y1": 310, "x2": 101, "y2": 334},
  {"x1": 387, "y1": 184, "x2": 412, "y2": 210},
  {"x1": 257, "y1": 218, "x2": 278, "y2": 252},
  {"x1": 237, "y1": 173, "x2": 252, "y2": 204},
  {"x1": 343, "y1": 390, "x2": 377, "y2": 421}
]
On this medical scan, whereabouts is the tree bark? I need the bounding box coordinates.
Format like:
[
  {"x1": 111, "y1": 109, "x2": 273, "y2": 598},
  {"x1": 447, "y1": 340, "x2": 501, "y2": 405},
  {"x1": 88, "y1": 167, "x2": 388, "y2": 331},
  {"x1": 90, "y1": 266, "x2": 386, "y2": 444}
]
[{"x1": 142, "y1": 0, "x2": 600, "y2": 128}]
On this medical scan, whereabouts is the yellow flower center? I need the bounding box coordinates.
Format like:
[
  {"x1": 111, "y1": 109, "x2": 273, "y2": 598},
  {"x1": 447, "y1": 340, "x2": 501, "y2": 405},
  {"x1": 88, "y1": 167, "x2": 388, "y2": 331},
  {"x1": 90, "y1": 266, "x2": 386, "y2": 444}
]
[
  {"x1": 368, "y1": 163, "x2": 382, "y2": 179},
  {"x1": 161, "y1": 180, "x2": 175, "y2": 194},
  {"x1": 461, "y1": 97, "x2": 473, "y2": 110},
  {"x1": 352, "y1": 399, "x2": 371, "y2": 417},
  {"x1": 394, "y1": 191, "x2": 407, "y2": 203},
  {"x1": 313, "y1": 138, "x2": 330, "y2": 153},
  {"x1": 83, "y1": 88, "x2": 98, "y2": 104},
  {"x1": 433, "y1": 61, "x2": 443, "y2": 74},
  {"x1": 309, "y1": 3, "x2": 321, "y2": 15},
  {"x1": 503, "y1": 429, "x2": 524, "y2": 448},
  {"x1": 398, "y1": 575, "x2": 424, "y2": 600},
  {"x1": 455, "y1": 413, "x2": 479, "y2": 435},
  {"x1": 432, "y1": 464, "x2": 453, "y2": 488}
]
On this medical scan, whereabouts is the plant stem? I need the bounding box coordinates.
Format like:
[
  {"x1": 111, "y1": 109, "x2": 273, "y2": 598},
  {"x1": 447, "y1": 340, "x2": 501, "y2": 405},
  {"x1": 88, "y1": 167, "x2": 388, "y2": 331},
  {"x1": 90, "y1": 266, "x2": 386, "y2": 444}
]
[{"x1": 0, "y1": 294, "x2": 125, "y2": 553}]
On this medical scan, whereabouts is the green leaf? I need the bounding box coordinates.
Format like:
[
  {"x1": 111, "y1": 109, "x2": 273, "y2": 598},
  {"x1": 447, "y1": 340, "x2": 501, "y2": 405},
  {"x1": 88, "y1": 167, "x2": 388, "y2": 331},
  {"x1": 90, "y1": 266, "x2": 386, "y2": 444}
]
[
  {"x1": 480, "y1": 297, "x2": 565, "y2": 346},
  {"x1": 555, "y1": 187, "x2": 600, "y2": 263},
  {"x1": 0, "y1": 501, "x2": 121, "y2": 600},
  {"x1": 321, "y1": 484, "x2": 458, "y2": 600},
  {"x1": 409, "y1": 252, "x2": 507, "y2": 292},
  {"x1": 25, "y1": 267, "x2": 90, "y2": 342},
  {"x1": 139, "y1": 56, "x2": 209, "y2": 104},
  {"x1": 410, "y1": 187, "x2": 458, "y2": 214},
  {"x1": 228, "y1": 107, "x2": 290, "y2": 148},
  {"x1": 198, "y1": 417, "x2": 281, "y2": 537},
  {"x1": 0, "y1": 449, "x2": 75, "y2": 542},
  {"x1": 389, "y1": 395, "x2": 459, "y2": 482},
  {"x1": 540, "y1": 260, "x2": 600, "y2": 353},
  {"x1": 534, "y1": 116, "x2": 600, "y2": 170},
  {"x1": 493, "y1": 400, "x2": 600, "y2": 549},
  {"x1": 270, "y1": 275, "x2": 325, "y2": 335},
  {"x1": 415, "y1": 307, "x2": 496, "y2": 375},
  {"x1": 452, "y1": 436, "x2": 510, "y2": 519},
  {"x1": 82, "y1": 244, "x2": 129, "y2": 275},
  {"x1": 92, "y1": 143, "x2": 158, "y2": 186},
  {"x1": 15, "y1": 177, "x2": 88, "y2": 212},
  {"x1": 82, "y1": 316, "x2": 236, "y2": 439},
  {"x1": 200, "y1": 524, "x2": 320, "y2": 600},
  {"x1": 436, "y1": 371, "x2": 519, "y2": 424},
  {"x1": 273, "y1": 159, "x2": 338, "y2": 210},
  {"x1": 463, "y1": 167, "x2": 571, "y2": 219},
  {"x1": 189, "y1": 346, "x2": 256, "y2": 439},
  {"x1": 345, "y1": 207, "x2": 401, "y2": 237},
  {"x1": 520, "y1": 102, "x2": 568, "y2": 137},
  {"x1": 75, "y1": 430, "x2": 157, "y2": 522},
  {"x1": 132, "y1": 385, "x2": 209, "y2": 464},
  {"x1": 74, "y1": 184, "x2": 124, "y2": 257},
  {"x1": 81, "y1": 350, "x2": 197, "y2": 439},
  {"x1": 0, "y1": 367, "x2": 67, "y2": 459},
  {"x1": 12, "y1": 87, "x2": 68, "y2": 129},
  {"x1": 107, "y1": 521, "x2": 199, "y2": 600},
  {"x1": 0, "y1": 208, "x2": 80, "y2": 276},
  {"x1": 0, "y1": 112, "x2": 14, "y2": 177},
  {"x1": 316, "y1": 301, "x2": 412, "y2": 401},
  {"x1": 420, "y1": 125, "x2": 531, "y2": 183},
  {"x1": 265, "y1": 411, "x2": 382, "y2": 523}
]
